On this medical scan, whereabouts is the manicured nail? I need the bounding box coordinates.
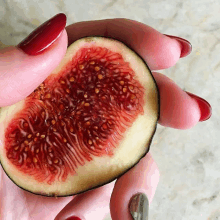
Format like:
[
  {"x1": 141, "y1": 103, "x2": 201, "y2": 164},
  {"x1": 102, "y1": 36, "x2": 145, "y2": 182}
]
[
  {"x1": 164, "y1": 34, "x2": 192, "y2": 58},
  {"x1": 17, "y1": 13, "x2": 66, "y2": 55},
  {"x1": 129, "y1": 193, "x2": 149, "y2": 220},
  {"x1": 65, "y1": 216, "x2": 81, "y2": 220},
  {"x1": 186, "y1": 92, "x2": 212, "y2": 121}
]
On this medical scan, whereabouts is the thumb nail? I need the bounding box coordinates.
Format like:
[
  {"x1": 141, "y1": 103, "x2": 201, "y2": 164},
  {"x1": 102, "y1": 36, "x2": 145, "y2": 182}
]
[
  {"x1": 17, "y1": 13, "x2": 66, "y2": 56},
  {"x1": 129, "y1": 193, "x2": 149, "y2": 220}
]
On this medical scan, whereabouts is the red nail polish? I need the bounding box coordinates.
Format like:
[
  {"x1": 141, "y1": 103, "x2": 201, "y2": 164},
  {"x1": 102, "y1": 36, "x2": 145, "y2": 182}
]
[
  {"x1": 17, "y1": 13, "x2": 66, "y2": 55},
  {"x1": 186, "y1": 92, "x2": 212, "y2": 122},
  {"x1": 164, "y1": 34, "x2": 192, "y2": 58},
  {"x1": 65, "y1": 216, "x2": 82, "y2": 220}
]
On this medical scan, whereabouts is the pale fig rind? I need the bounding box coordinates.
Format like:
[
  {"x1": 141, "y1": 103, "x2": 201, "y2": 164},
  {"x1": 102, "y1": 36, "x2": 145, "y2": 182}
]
[{"x1": 0, "y1": 37, "x2": 159, "y2": 197}]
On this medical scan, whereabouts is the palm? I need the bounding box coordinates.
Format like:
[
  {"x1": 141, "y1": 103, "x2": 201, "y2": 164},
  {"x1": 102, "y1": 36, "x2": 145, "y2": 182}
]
[{"x1": 0, "y1": 167, "x2": 73, "y2": 220}]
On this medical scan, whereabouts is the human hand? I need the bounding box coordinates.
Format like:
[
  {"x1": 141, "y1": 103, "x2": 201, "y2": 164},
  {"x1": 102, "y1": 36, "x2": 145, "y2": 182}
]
[{"x1": 0, "y1": 14, "x2": 211, "y2": 220}]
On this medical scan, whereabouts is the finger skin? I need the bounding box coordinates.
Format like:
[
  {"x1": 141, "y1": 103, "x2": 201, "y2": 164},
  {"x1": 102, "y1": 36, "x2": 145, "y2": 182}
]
[
  {"x1": 54, "y1": 181, "x2": 115, "y2": 220},
  {"x1": 110, "y1": 153, "x2": 160, "y2": 220},
  {"x1": 66, "y1": 18, "x2": 182, "y2": 70},
  {"x1": 152, "y1": 72, "x2": 201, "y2": 129},
  {"x1": 0, "y1": 30, "x2": 68, "y2": 107}
]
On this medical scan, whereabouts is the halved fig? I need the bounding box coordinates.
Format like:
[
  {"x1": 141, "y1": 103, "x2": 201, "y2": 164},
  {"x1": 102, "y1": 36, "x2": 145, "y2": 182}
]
[{"x1": 0, "y1": 37, "x2": 159, "y2": 196}]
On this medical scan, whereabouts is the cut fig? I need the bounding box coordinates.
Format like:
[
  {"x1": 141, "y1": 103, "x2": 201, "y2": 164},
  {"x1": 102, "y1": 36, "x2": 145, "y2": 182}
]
[{"x1": 0, "y1": 37, "x2": 159, "y2": 196}]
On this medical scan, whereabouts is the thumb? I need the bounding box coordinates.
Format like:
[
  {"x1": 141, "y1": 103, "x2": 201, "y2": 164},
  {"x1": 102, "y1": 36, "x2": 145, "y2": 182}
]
[{"x1": 0, "y1": 13, "x2": 68, "y2": 107}]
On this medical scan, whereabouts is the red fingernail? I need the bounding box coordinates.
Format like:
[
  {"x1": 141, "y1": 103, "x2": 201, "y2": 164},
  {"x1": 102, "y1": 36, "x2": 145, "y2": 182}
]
[
  {"x1": 65, "y1": 216, "x2": 82, "y2": 220},
  {"x1": 164, "y1": 34, "x2": 192, "y2": 58},
  {"x1": 17, "y1": 13, "x2": 66, "y2": 55},
  {"x1": 186, "y1": 92, "x2": 212, "y2": 122}
]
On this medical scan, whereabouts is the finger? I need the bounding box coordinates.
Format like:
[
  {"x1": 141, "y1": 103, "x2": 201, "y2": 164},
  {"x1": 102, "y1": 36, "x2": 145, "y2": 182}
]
[
  {"x1": 152, "y1": 72, "x2": 212, "y2": 129},
  {"x1": 66, "y1": 18, "x2": 191, "y2": 71},
  {"x1": 54, "y1": 181, "x2": 115, "y2": 220},
  {"x1": 110, "y1": 153, "x2": 159, "y2": 220},
  {"x1": 0, "y1": 14, "x2": 68, "y2": 107}
]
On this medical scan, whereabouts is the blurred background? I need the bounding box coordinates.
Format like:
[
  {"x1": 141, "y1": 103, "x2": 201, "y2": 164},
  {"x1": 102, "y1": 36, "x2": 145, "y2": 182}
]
[{"x1": 0, "y1": 0, "x2": 219, "y2": 219}]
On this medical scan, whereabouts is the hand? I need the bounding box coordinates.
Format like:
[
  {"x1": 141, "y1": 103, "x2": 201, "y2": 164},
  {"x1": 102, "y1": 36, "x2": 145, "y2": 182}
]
[{"x1": 0, "y1": 14, "x2": 211, "y2": 220}]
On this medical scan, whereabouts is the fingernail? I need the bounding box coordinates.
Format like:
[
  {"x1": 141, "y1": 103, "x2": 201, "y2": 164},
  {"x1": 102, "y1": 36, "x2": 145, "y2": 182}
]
[
  {"x1": 164, "y1": 34, "x2": 192, "y2": 58},
  {"x1": 186, "y1": 92, "x2": 212, "y2": 121},
  {"x1": 17, "y1": 13, "x2": 66, "y2": 55},
  {"x1": 129, "y1": 193, "x2": 149, "y2": 220},
  {"x1": 65, "y1": 216, "x2": 81, "y2": 220}
]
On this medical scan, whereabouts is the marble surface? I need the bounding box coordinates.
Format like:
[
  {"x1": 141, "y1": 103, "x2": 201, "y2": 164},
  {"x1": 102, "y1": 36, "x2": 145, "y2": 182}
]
[{"x1": 0, "y1": 0, "x2": 220, "y2": 219}]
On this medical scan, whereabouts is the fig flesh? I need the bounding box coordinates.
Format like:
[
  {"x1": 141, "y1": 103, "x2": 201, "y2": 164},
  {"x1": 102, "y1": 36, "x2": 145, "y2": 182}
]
[{"x1": 0, "y1": 37, "x2": 159, "y2": 196}]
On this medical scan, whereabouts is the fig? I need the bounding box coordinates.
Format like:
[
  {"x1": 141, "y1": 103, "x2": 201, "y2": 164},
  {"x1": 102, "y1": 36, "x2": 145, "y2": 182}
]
[{"x1": 0, "y1": 37, "x2": 159, "y2": 196}]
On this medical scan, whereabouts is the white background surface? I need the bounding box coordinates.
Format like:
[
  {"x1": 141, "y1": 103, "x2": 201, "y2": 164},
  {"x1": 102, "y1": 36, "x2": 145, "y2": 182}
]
[{"x1": 0, "y1": 0, "x2": 219, "y2": 219}]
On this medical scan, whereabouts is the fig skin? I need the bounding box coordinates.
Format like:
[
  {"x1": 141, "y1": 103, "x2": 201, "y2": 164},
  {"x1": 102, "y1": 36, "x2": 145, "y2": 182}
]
[{"x1": 0, "y1": 37, "x2": 160, "y2": 197}]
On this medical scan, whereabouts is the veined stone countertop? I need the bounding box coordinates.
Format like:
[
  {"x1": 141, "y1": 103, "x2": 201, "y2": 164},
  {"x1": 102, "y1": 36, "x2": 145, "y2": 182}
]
[{"x1": 0, "y1": 0, "x2": 219, "y2": 219}]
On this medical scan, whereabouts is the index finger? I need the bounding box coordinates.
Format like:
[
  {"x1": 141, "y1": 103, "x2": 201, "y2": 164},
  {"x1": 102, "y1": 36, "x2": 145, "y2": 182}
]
[{"x1": 66, "y1": 18, "x2": 184, "y2": 70}]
